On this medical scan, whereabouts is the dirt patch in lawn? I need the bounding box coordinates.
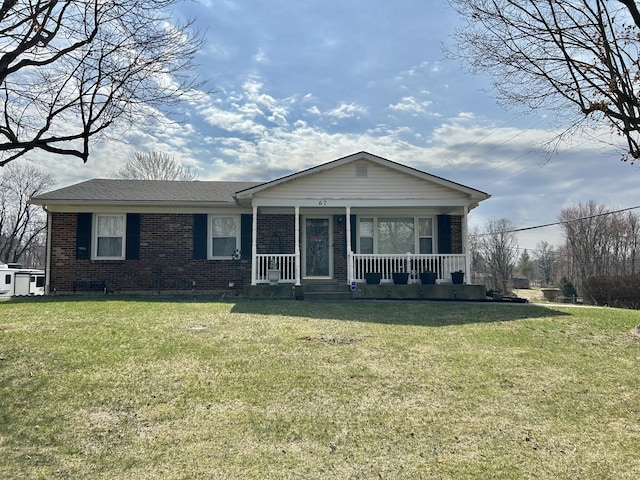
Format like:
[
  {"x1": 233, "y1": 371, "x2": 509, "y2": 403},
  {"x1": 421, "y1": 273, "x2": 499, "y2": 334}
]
[{"x1": 298, "y1": 334, "x2": 360, "y2": 345}]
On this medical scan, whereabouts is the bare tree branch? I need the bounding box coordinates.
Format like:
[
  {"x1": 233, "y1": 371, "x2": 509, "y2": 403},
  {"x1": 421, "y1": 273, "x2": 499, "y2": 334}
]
[
  {"x1": 117, "y1": 151, "x2": 199, "y2": 180},
  {"x1": 0, "y1": 162, "x2": 55, "y2": 264},
  {"x1": 0, "y1": 1, "x2": 206, "y2": 167},
  {"x1": 449, "y1": 0, "x2": 640, "y2": 162}
]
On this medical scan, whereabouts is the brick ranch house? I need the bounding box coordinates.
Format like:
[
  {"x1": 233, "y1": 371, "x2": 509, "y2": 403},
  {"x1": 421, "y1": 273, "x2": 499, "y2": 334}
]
[{"x1": 30, "y1": 151, "x2": 490, "y2": 298}]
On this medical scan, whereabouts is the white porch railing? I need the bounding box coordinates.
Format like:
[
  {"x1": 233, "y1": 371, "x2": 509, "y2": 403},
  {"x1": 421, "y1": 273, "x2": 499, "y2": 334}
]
[
  {"x1": 350, "y1": 253, "x2": 466, "y2": 283},
  {"x1": 255, "y1": 254, "x2": 297, "y2": 283},
  {"x1": 254, "y1": 253, "x2": 467, "y2": 284}
]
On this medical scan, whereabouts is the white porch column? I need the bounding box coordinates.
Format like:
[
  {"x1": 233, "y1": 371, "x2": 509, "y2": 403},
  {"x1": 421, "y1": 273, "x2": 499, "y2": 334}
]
[
  {"x1": 463, "y1": 205, "x2": 470, "y2": 284},
  {"x1": 251, "y1": 205, "x2": 258, "y2": 285},
  {"x1": 295, "y1": 206, "x2": 301, "y2": 286},
  {"x1": 345, "y1": 206, "x2": 352, "y2": 284}
]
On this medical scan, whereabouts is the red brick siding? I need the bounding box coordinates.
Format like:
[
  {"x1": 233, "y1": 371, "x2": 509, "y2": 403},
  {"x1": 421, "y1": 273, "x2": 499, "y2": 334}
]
[
  {"x1": 257, "y1": 214, "x2": 295, "y2": 253},
  {"x1": 49, "y1": 213, "x2": 251, "y2": 293},
  {"x1": 451, "y1": 215, "x2": 463, "y2": 254},
  {"x1": 333, "y1": 215, "x2": 347, "y2": 282}
]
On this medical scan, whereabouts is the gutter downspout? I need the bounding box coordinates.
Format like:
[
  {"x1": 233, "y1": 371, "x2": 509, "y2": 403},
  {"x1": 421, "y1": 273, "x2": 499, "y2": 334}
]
[{"x1": 43, "y1": 206, "x2": 52, "y2": 295}]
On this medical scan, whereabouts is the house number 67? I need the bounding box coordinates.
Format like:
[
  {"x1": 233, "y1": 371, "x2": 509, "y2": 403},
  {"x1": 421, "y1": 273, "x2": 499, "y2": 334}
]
[{"x1": 318, "y1": 200, "x2": 327, "y2": 206}]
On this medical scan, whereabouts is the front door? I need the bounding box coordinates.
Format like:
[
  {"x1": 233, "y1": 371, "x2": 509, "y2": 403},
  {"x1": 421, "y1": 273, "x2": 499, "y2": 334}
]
[{"x1": 304, "y1": 218, "x2": 332, "y2": 278}]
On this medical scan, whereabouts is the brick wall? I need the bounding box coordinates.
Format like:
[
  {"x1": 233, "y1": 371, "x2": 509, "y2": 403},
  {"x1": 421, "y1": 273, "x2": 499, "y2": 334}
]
[
  {"x1": 333, "y1": 215, "x2": 347, "y2": 281},
  {"x1": 49, "y1": 213, "x2": 251, "y2": 293},
  {"x1": 257, "y1": 214, "x2": 295, "y2": 253},
  {"x1": 451, "y1": 215, "x2": 463, "y2": 254}
]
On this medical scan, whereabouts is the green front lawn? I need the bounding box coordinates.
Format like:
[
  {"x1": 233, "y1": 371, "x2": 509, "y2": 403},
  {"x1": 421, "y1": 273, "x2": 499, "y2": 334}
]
[{"x1": 1, "y1": 298, "x2": 639, "y2": 479}]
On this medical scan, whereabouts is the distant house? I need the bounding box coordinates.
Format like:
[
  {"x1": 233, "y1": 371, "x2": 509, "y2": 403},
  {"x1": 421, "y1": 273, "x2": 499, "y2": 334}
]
[
  {"x1": 30, "y1": 151, "x2": 490, "y2": 296},
  {"x1": 512, "y1": 277, "x2": 531, "y2": 289}
]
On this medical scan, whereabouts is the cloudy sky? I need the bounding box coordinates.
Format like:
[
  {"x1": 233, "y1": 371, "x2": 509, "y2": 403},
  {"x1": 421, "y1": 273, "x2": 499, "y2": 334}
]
[{"x1": 27, "y1": 0, "x2": 640, "y2": 254}]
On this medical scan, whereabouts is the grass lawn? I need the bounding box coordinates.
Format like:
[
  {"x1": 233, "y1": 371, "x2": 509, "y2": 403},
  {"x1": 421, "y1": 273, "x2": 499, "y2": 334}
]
[{"x1": 1, "y1": 297, "x2": 639, "y2": 479}]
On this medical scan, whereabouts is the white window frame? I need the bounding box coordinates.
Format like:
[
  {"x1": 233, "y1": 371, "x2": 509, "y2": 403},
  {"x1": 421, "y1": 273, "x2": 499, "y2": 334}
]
[
  {"x1": 418, "y1": 217, "x2": 434, "y2": 254},
  {"x1": 92, "y1": 213, "x2": 126, "y2": 260},
  {"x1": 209, "y1": 214, "x2": 240, "y2": 259},
  {"x1": 359, "y1": 217, "x2": 374, "y2": 254},
  {"x1": 357, "y1": 216, "x2": 436, "y2": 254}
]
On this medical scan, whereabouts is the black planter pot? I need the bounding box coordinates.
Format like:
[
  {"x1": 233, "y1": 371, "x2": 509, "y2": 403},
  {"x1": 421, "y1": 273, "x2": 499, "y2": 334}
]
[
  {"x1": 392, "y1": 272, "x2": 409, "y2": 284},
  {"x1": 364, "y1": 273, "x2": 382, "y2": 285},
  {"x1": 419, "y1": 271, "x2": 437, "y2": 285},
  {"x1": 451, "y1": 271, "x2": 465, "y2": 285}
]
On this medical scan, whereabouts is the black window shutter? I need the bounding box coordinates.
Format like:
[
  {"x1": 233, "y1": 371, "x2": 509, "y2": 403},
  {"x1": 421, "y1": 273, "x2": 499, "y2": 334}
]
[
  {"x1": 437, "y1": 215, "x2": 452, "y2": 254},
  {"x1": 193, "y1": 214, "x2": 208, "y2": 259},
  {"x1": 350, "y1": 215, "x2": 357, "y2": 253},
  {"x1": 76, "y1": 213, "x2": 92, "y2": 260},
  {"x1": 240, "y1": 214, "x2": 253, "y2": 259},
  {"x1": 126, "y1": 213, "x2": 141, "y2": 260}
]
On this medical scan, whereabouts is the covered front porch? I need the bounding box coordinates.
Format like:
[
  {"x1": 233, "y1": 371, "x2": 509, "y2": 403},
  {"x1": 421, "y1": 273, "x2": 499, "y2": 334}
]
[
  {"x1": 232, "y1": 151, "x2": 490, "y2": 295},
  {"x1": 244, "y1": 204, "x2": 473, "y2": 288}
]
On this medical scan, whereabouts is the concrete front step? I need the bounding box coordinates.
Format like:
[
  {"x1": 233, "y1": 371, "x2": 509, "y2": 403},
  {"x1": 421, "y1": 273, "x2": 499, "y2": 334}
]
[
  {"x1": 302, "y1": 283, "x2": 351, "y2": 301},
  {"x1": 301, "y1": 282, "x2": 347, "y2": 291}
]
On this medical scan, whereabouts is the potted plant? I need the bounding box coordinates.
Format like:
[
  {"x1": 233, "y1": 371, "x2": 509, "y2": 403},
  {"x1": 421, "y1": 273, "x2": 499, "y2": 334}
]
[
  {"x1": 392, "y1": 272, "x2": 409, "y2": 284},
  {"x1": 267, "y1": 259, "x2": 280, "y2": 284},
  {"x1": 419, "y1": 271, "x2": 437, "y2": 285},
  {"x1": 364, "y1": 272, "x2": 382, "y2": 284},
  {"x1": 451, "y1": 270, "x2": 465, "y2": 285}
]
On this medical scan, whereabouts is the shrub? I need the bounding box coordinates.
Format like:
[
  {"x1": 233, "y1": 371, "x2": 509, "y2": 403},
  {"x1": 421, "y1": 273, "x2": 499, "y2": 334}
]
[
  {"x1": 582, "y1": 275, "x2": 640, "y2": 309},
  {"x1": 559, "y1": 277, "x2": 577, "y2": 298}
]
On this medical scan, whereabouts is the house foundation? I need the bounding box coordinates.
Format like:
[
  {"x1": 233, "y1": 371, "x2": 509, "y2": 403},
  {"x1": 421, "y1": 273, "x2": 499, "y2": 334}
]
[{"x1": 244, "y1": 283, "x2": 486, "y2": 301}]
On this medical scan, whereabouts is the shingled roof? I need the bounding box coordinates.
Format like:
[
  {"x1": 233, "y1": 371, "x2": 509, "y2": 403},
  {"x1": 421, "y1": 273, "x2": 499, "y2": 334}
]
[{"x1": 31, "y1": 179, "x2": 264, "y2": 205}]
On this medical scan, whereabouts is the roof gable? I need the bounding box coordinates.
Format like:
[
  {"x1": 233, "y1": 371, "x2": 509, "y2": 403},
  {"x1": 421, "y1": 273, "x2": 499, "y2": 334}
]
[{"x1": 235, "y1": 151, "x2": 490, "y2": 204}]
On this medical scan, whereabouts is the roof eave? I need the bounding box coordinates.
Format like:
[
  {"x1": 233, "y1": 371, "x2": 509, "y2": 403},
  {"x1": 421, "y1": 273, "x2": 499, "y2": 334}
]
[{"x1": 30, "y1": 199, "x2": 237, "y2": 208}]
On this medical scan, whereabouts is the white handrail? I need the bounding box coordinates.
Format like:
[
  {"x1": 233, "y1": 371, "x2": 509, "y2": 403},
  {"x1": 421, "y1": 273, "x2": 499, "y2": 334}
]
[
  {"x1": 350, "y1": 253, "x2": 466, "y2": 283},
  {"x1": 254, "y1": 252, "x2": 467, "y2": 284},
  {"x1": 255, "y1": 254, "x2": 296, "y2": 283}
]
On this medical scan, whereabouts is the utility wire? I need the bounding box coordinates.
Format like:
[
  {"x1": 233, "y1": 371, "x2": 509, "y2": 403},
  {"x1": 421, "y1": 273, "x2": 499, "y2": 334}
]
[
  {"x1": 470, "y1": 204, "x2": 640, "y2": 237},
  {"x1": 441, "y1": 116, "x2": 517, "y2": 164}
]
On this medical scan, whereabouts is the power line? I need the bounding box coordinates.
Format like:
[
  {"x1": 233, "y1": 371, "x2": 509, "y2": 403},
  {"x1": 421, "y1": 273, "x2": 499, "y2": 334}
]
[
  {"x1": 470, "y1": 204, "x2": 640, "y2": 237},
  {"x1": 441, "y1": 116, "x2": 518, "y2": 164},
  {"x1": 461, "y1": 116, "x2": 549, "y2": 169}
]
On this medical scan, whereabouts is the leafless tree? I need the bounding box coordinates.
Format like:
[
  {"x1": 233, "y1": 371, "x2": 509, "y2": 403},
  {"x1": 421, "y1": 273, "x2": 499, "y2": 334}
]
[
  {"x1": 117, "y1": 151, "x2": 198, "y2": 180},
  {"x1": 558, "y1": 201, "x2": 640, "y2": 286},
  {"x1": 476, "y1": 218, "x2": 519, "y2": 292},
  {"x1": 468, "y1": 225, "x2": 486, "y2": 285},
  {"x1": 449, "y1": 0, "x2": 640, "y2": 162},
  {"x1": 532, "y1": 241, "x2": 559, "y2": 286},
  {"x1": 0, "y1": 162, "x2": 55, "y2": 266},
  {"x1": 559, "y1": 201, "x2": 612, "y2": 282},
  {"x1": 0, "y1": 1, "x2": 205, "y2": 167},
  {"x1": 624, "y1": 211, "x2": 640, "y2": 274},
  {"x1": 558, "y1": 201, "x2": 611, "y2": 284}
]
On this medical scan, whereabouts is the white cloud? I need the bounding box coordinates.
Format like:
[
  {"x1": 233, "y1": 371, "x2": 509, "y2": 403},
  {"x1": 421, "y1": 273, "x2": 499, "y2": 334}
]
[
  {"x1": 388, "y1": 96, "x2": 432, "y2": 114},
  {"x1": 254, "y1": 49, "x2": 268, "y2": 63},
  {"x1": 326, "y1": 102, "x2": 367, "y2": 119}
]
